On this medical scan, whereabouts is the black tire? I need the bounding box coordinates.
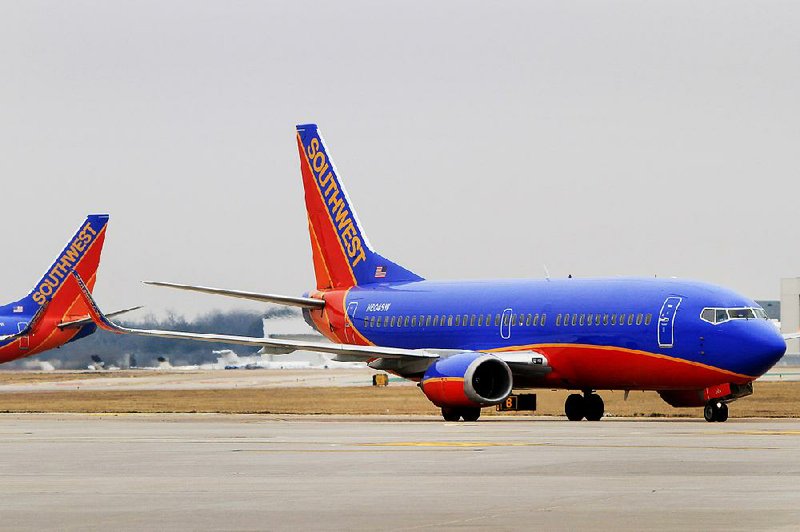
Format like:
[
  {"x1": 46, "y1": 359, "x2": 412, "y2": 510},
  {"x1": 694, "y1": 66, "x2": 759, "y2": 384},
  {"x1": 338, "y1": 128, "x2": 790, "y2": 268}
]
[
  {"x1": 703, "y1": 402, "x2": 716, "y2": 422},
  {"x1": 442, "y1": 407, "x2": 461, "y2": 422},
  {"x1": 716, "y1": 403, "x2": 728, "y2": 422},
  {"x1": 565, "y1": 393, "x2": 585, "y2": 421},
  {"x1": 461, "y1": 408, "x2": 481, "y2": 422},
  {"x1": 584, "y1": 394, "x2": 604, "y2": 421}
]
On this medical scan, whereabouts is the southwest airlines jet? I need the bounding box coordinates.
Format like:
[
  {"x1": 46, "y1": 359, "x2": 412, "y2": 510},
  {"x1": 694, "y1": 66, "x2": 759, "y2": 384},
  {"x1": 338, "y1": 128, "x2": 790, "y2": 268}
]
[
  {"x1": 0, "y1": 215, "x2": 134, "y2": 363},
  {"x1": 74, "y1": 125, "x2": 794, "y2": 423}
]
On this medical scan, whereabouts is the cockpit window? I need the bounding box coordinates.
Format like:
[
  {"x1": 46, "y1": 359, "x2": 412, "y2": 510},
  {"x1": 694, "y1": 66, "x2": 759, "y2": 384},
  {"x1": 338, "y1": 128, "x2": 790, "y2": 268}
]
[
  {"x1": 700, "y1": 306, "x2": 766, "y2": 324},
  {"x1": 728, "y1": 308, "x2": 755, "y2": 320}
]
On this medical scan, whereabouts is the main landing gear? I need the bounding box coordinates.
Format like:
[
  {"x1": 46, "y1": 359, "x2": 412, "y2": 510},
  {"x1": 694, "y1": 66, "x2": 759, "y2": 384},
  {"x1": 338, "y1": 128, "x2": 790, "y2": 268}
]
[
  {"x1": 564, "y1": 391, "x2": 605, "y2": 421},
  {"x1": 441, "y1": 407, "x2": 481, "y2": 422},
  {"x1": 704, "y1": 401, "x2": 729, "y2": 422}
]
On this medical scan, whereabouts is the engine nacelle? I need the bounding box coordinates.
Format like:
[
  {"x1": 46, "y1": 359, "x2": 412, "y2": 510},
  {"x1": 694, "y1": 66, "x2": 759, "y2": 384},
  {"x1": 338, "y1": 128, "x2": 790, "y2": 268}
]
[{"x1": 421, "y1": 352, "x2": 513, "y2": 408}]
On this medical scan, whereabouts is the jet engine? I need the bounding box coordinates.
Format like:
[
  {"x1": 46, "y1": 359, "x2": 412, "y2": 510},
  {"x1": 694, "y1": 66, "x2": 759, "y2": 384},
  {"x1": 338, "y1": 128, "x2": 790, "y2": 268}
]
[{"x1": 421, "y1": 352, "x2": 513, "y2": 408}]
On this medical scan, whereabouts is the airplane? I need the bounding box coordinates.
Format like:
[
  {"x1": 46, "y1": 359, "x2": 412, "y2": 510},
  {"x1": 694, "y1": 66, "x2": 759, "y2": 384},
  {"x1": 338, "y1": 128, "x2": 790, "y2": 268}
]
[
  {"x1": 0, "y1": 214, "x2": 138, "y2": 364},
  {"x1": 72, "y1": 124, "x2": 794, "y2": 422}
]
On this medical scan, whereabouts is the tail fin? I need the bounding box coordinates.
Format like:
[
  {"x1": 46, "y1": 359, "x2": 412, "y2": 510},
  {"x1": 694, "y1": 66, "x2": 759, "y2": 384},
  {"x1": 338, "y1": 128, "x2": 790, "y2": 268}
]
[
  {"x1": 16, "y1": 214, "x2": 109, "y2": 313},
  {"x1": 296, "y1": 124, "x2": 423, "y2": 289}
]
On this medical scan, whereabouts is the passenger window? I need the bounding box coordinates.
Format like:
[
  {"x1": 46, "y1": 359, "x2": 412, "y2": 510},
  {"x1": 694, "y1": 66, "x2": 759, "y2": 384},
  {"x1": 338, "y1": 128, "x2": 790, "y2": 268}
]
[
  {"x1": 610, "y1": 314, "x2": 616, "y2": 325},
  {"x1": 533, "y1": 314, "x2": 539, "y2": 326},
  {"x1": 486, "y1": 314, "x2": 492, "y2": 325},
  {"x1": 636, "y1": 313, "x2": 643, "y2": 325},
  {"x1": 563, "y1": 313, "x2": 570, "y2": 325},
  {"x1": 376, "y1": 317, "x2": 381, "y2": 328},
  {"x1": 511, "y1": 314, "x2": 517, "y2": 326},
  {"x1": 525, "y1": 314, "x2": 531, "y2": 326},
  {"x1": 572, "y1": 314, "x2": 578, "y2": 326},
  {"x1": 470, "y1": 315, "x2": 476, "y2": 327},
  {"x1": 603, "y1": 314, "x2": 609, "y2": 325},
  {"x1": 541, "y1": 314, "x2": 546, "y2": 326},
  {"x1": 556, "y1": 314, "x2": 562, "y2": 326},
  {"x1": 594, "y1": 314, "x2": 600, "y2": 325},
  {"x1": 454, "y1": 315, "x2": 460, "y2": 327},
  {"x1": 627, "y1": 314, "x2": 634, "y2": 326},
  {"x1": 619, "y1": 313, "x2": 626, "y2": 325},
  {"x1": 645, "y1": 313, "x2": 652, "y2": 326},
  {"x1": 384, "y1": 316, "x2": 390, "y2": 327},
  {"x1": 447, "y1": 315, "x2": 453, "y2": 327},
  {"x1": 463, "y1": 314, "x2": 468, "y2": 325},
  {"x1": 411, "y1": 316, "x2": 417, "y2": 327},
  {"x1": 495, "y1": 314, "x2": 500, "y2": 326},
  {"x1": 579, "y1": 314, "x2": 585, "y2": 326},
  {"x1": 390, "y1": 316, "x2": 396, "y2": 327},
  {"x1": 478, "y1": 314, "x2": 484, "y2": 327}
]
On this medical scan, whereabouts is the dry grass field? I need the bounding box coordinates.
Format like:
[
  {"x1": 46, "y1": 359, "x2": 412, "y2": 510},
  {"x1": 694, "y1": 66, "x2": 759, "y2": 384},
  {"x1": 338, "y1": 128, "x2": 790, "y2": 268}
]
[{"x1": 0, "y1": 371, "x2": 798, "y2": 417}]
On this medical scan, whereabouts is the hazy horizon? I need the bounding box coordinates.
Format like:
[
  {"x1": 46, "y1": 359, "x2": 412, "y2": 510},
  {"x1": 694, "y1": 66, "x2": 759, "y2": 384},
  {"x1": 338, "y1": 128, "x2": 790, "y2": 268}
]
[{"x1": 2, "y1": 1, "x2": 798, "y2": 318}]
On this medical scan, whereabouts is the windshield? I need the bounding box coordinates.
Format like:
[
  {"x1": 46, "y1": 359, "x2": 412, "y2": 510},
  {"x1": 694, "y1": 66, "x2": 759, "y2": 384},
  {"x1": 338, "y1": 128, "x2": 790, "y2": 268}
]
[{"x1": 700, "y1": 307, "x2": 766, "y2": 325}]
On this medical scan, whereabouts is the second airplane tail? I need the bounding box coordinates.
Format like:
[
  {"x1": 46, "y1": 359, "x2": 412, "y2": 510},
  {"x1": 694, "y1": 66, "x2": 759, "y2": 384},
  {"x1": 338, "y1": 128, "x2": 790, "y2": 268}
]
[{"x1": 296, "y1": 123, "x2": 423, "y2": 289}]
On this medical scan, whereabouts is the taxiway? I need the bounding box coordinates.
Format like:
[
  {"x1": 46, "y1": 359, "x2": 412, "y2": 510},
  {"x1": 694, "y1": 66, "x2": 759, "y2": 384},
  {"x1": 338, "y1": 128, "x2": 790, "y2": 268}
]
[{"x1": 2, "y1": 414, "x2": 800, "y2": 530}]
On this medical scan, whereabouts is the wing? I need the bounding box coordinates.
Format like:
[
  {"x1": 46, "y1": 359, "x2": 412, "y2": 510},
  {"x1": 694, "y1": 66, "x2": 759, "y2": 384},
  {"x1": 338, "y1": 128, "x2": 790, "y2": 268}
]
[
  {"x1": 73, "y1": 273, "x2": 436, "y2": 362},
  {"x1": 784, "y1": 333, "x2": 800, "y2": 341},
  {"x1": 143, "y1": 281, "x2": 325, "y2": 309}
]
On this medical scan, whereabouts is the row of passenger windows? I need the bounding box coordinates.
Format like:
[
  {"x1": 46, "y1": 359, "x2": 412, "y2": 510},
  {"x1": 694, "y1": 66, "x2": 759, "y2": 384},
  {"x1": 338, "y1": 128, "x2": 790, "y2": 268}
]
[
  {"x1": 556, "y1": 312, "x2": 652, "y2": 327},
  {"x1": 361, "y1": 312, "x2": 653, "y2": 329},
  {"x1": 363, "y1": 313, "x2": 548, "y2": 329},
  {"x1": 700, "y1": 307, "x2": 768, "y2": 325}
]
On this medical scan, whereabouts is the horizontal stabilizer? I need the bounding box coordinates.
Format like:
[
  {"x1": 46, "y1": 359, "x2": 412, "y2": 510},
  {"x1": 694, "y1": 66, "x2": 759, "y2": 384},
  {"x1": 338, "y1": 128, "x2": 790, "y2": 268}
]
[
  {"x1": 144, "y1": 281, "x2": 325, "y2": 309},
  {"x1": 783, "y1": 332, "x2": 800, "y2": 341},
  {"x1": 58, "y1": 305, "x2": 143, "y2": 330},
  {"x1": 73, "y1": 273, "x2": 435, "y2": 361}
]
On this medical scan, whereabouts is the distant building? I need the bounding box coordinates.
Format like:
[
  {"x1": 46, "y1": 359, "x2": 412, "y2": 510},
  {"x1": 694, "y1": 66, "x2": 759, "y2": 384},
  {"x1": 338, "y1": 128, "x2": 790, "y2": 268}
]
[
  {"x1": 755, "y1": 300, "x2": 780, "y2": 320},
  {"x1": 781, "y1": 278, "x2": 800, "y2": 355}
]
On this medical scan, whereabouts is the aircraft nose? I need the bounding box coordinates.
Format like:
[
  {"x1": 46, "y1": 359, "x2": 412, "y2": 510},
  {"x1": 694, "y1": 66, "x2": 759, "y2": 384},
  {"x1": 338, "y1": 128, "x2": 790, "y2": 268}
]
[{"x1": 748, "y1": 326, "x2": 786, "y2": 376}]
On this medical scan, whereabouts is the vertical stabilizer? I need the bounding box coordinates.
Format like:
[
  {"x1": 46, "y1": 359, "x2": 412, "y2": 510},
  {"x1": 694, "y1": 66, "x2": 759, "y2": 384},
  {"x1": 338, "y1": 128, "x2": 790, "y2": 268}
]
[
  {"x1": 11, "y1": 214, "x2": 109, "y2": 315},
  {"x1": 296, "y1": 124, "x2": 423, "y2": 289}
]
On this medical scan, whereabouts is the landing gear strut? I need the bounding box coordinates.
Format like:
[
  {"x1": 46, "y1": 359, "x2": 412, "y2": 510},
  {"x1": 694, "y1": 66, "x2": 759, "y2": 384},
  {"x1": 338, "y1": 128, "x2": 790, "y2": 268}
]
[
  {"x1": 564, "y1": 391, "x2": 605, "y2": 421},
  {"x1": 441, "y1": 407, "x2": 481, "y2": 422},
  {"x1": 703, "y1": 401, "x2": 729, "y2": 422}
]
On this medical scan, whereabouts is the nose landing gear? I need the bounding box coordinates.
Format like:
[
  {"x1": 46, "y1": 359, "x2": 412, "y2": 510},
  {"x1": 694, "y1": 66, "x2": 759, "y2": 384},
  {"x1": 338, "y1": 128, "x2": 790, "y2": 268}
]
[
  {"x1": 564, "y1": 391, "x2": 605, "y2": 421},
  {"x1": 703, "y1": 401, "x2": 729, "y2": 422}
]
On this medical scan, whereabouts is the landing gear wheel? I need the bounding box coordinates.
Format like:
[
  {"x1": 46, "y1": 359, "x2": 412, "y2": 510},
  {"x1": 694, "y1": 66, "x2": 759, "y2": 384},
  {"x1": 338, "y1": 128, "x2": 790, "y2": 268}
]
[
  {"x1": 461, "y1": 408, "x2": 481, "y2": 422},
  {"x1": 704, "y1": 401, "x2": 728, "y2": 422},
  {"x1": 584, "y1": 394, "x2": 605, "y2": 421},
  {"x1": 565, "y1": 394, "x2": 585, "y2": 421},
  {"x1": 441, "y1": 407, "x2": 461, "y2": 422}
]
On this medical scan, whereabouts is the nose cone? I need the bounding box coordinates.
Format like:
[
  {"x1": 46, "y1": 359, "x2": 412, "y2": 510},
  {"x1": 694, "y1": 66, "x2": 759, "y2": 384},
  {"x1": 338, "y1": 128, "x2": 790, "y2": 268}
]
[{"x1": 746, "y1": 324, "x2": 786, "y2": 377}]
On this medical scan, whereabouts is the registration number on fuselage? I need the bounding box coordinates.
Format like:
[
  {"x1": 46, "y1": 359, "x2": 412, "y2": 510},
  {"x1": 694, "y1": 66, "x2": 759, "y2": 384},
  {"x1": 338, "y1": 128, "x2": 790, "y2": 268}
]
[{"x1": 366, "y1": 303, "x2": 391, "y2": 312}]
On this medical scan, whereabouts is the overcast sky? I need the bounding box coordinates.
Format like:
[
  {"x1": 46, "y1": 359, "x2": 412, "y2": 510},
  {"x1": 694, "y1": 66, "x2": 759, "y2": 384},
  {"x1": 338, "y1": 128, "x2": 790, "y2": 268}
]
[{"x1": 1, "y1": 1, "x2": 798, "y2": 318}]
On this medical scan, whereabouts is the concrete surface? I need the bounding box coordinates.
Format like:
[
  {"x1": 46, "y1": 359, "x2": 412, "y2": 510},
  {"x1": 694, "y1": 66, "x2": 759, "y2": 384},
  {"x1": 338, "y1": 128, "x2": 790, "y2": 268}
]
[{"x1": 2, "y1": 414, "x2": 800, "y2": 531}]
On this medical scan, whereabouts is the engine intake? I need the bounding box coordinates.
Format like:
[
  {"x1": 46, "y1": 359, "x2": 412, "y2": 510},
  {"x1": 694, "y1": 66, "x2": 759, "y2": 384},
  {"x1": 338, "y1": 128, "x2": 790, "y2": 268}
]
[{"x1": 421, "y1": 353, "x2": 513, "y2": 408}]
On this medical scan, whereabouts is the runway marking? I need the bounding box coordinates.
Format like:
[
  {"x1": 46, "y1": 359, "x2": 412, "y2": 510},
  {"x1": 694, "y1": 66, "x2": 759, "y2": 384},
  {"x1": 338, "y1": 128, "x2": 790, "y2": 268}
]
[
  {"x1": 361, "y1": 441, "x2": 781, "y2": 451},
  {"x1": 361, "y1": 441, "x2": 544, "y2": 447},
  {"x1": 712, "y1": 430, "x2": 800, "y2": 436}
]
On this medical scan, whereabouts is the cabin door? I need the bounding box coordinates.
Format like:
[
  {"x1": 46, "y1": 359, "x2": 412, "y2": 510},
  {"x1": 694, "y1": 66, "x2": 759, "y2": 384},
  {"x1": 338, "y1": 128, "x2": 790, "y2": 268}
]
[
  {"x1": 657, "y1": 297, "x2": 682, "y2": 348},
  {"x1": 344, "y1": 302, "x2": 359, "y2": 343},
  {"x1": 500, "y1": 308, "x2": 513, "y2": 340},
  {"x1": 17, "y1": 322, "x2": 30, "y2": 350}
]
